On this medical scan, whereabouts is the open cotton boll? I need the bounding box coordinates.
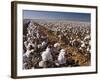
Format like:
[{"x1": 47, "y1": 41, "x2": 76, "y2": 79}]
[
  {"x1": 58, "y1": 49, "x2": 66, "y2": 65},
  {"x1": 54, "y1": 43, "x2": 60, "y2": 48},
  {"x1": 41, "y1": 47, "x2": 53, "y2": 61},
  {"x1": 24, "y1": 49, "x2": 34, "y2": 58},
  {"x1": 39, "y1": 61, "x2": 46, "y2": 68},
  {"x1": 42, "y1": 41, "x2": 47, "y2": 47}
]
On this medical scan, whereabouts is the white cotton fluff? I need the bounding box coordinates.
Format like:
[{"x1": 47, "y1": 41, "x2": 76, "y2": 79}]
[
  {"x1": 36, "y1": 32, "x2": 40, "y2": 38},
  {"x1": 24, "y1": 50, "x2": 31, "y2": 57},
  {"x1": 54, "y1": 43, "x2": 60, "y2": 48},
  {"x1": 87, "y1": 47, "x2": 90, "y2": 52},
  {"x1": 24, "y1": 49, "x2": 34, "y2": 57},
  {"x1": 41, "y1": 47, "x2": 53, "y2": 61},
  {"x1": 26, "y1": 42, "x2": 36, "y2": 49},
  {"x1": 42, "y1": 41, "x2": 47, "y2": 47},
  {"x1": 58, "y1": 49, "x2": 66, "y2": 64},
  {"x1": 38, "y1": 44, "x2": 42, "y2": 49},
  {"x1": 84, "y1": 35, "x2": 90, "y2": 40},
  {"x1": 39, "y1": 61, "x2": 46, "y2": 67},
  {"x1": 24, "y1": 41, "x2": 28, "y2": 48},
  {"x1": 81, "y1": 41, "x2": 85, "y2": 47}
]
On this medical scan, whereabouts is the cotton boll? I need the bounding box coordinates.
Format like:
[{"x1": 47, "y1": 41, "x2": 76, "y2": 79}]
[
  {"x1": 39, "y1": 61, "x2": 46, "y2": 68},
  {"x1": 58, "y1": 49, "x2": 66, "y2": 65},
  {"x1": 54, "y1": 43, "x2": 60, "y2": 48},
  {"x1": 42, "y1": 41, "x2": 47, "y2": 47},
  {"x1": 24, "y1": 49, "x2": 34, "y2": 58},
  {"x1": 41, "y1": 47, "x2": 53, "y2": 62}
]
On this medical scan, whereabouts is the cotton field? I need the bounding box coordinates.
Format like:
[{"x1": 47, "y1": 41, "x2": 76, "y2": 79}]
[{"x1": 23, "y1": 19, "x2": 91, "y2": 69}]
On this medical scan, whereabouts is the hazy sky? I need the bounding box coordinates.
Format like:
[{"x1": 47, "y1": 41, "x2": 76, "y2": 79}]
[{"x1": 23, "y1": 10, "x2": 91, "y2": 22}]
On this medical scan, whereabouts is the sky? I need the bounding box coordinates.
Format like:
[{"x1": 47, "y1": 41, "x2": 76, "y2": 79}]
[{"x1": 23, "y1": 10, "x2": 91, "y2": 22}]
